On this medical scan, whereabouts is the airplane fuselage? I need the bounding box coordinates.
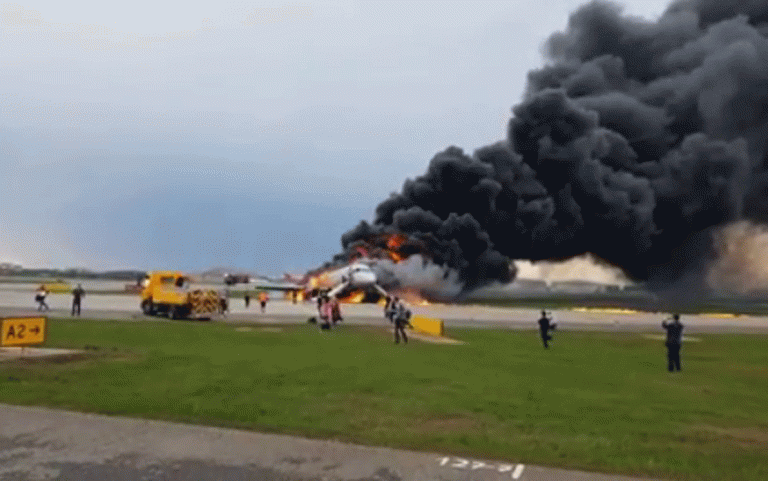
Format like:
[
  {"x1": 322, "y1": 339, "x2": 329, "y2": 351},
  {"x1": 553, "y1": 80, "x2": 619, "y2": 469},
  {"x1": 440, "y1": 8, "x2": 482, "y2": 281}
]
[{"x1": 315, "y1": 262, "x2": 377, "y2": 290}]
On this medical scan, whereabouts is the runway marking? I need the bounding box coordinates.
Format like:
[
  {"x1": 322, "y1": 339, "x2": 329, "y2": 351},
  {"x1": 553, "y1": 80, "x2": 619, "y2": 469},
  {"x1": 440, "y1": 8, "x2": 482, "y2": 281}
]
[{"x1": 438, "y1": 456, "x2": 525, "y2": 478}]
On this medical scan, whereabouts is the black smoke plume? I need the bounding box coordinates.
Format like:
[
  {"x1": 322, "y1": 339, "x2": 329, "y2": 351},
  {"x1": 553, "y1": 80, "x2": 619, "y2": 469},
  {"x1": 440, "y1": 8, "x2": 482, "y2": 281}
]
[{"x1": 336, "y1": 0, "x2": 768, "y2": 294}]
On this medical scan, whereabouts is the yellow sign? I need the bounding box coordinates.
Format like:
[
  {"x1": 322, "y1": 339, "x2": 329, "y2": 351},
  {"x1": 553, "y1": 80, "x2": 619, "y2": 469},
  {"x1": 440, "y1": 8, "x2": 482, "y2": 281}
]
[{"x1": 1, "y1": 317, "x2": 47, "y2": 347}]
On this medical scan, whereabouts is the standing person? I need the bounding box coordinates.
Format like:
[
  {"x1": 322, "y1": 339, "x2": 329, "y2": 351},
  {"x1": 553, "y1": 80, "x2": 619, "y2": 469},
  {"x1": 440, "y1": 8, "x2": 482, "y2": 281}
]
[
  {"x1": 71, "y1": 284, "x2": 85, "y2": 316},
  {"x1": 662, "y1": 314, "x2": 684, "y2": 372},
  {"x1": 218, "y1": 289, "x2": 228, "y2": 315},
  {"x1": 386, "y1": 296, "x2": 399, "y2": 323},
  {"x1": 384, "y1": 295, "x2": 393, "y2": 318},
  {"x1": 35, "y1": 285, "x2": 49, "y2": 312},
  {"x1": 537, "y1": 310, "x2": 556, "y2": 349},
  {"x1": 258, "y1": 291, "x2": 269, "y2": 313},
  {"x1": 244, "y1": 292, "x2": 250, "y2": 309},
  {"x1": 394, "y1": 302, "x2": 411, "y2": 344},
  {"x1": 330, "y1": 296, "x2": 343, "y2": 324},
  {"x1": 321, "y1": 294, "x2": 334, "y2": 329}
]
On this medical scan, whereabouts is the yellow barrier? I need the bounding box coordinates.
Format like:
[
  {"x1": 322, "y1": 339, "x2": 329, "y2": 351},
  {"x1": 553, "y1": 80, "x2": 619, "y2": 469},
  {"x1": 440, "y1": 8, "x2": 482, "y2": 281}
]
[
  {"x1": 573, "y1": 307, "x2": 639, "y2": 315},
  {"x1": 43, "y1": 282, "x2": 71, "y2": 294},
  {"x1": 409, "y1": 315, "x2": 444, "y2": 337}
]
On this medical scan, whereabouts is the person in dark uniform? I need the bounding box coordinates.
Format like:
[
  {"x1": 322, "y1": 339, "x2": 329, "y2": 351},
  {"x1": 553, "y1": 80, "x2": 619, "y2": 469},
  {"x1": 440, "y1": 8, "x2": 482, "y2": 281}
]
[
  {"x1": 71, "y1": 284, "x2": 85, "y2": 316},
  {"x1": 244, "y1": 292, "x2": 250, "y2": 308},
  {"x1": 394, "y1": 303, "x2": 411, "y2": 344},
  {"x1": 662, "y1": 314, "x2": 684, "y2": 372},
  {"x1": 538, "y1": 310, "x2": 556, "y2": 349}
]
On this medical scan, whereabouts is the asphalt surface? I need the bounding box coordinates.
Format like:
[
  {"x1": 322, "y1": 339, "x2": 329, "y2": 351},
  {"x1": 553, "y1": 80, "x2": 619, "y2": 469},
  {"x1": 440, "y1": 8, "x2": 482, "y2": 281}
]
[
  {"x1": 0, "y1": 404, "x2": 659, "y2": 481},
  {"x1": 2, "y1": 286, "x2": 768, "y2": 333}
]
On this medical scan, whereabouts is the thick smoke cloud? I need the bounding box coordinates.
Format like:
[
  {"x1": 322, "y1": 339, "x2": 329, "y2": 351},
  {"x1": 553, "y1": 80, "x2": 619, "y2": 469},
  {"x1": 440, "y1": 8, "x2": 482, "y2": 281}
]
[{"x1": 337, "y1": 0, "x2": 768, "y2": 294}]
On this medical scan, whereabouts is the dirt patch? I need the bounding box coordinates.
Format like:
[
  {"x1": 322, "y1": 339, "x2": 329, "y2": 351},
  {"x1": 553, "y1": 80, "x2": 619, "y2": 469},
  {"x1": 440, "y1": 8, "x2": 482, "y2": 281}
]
[
  {"x1": 0, "y1": 347, "x2": 86, "y2": 363},
  {"x1": 695, "y1": 425, "x2": 768, "y2": 447}
]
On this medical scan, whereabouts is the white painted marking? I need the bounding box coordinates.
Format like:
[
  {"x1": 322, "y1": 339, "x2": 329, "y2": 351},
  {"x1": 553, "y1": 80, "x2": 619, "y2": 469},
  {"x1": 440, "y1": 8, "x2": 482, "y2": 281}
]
[
  {"x1": 498, "y1": 464, "x2": 513, "y2": 472},
  {"x1": 471, "y1": 461, "x2": 488, "y2": 470},
  {"x1": 512, "y1": 464, "x2": 525, "y2": 479},
  {"x1": 438, "y1": 456, "x2": 450, "y2": 466},
  {"x1": 451, "y1": 458, "x2": 469, "y2": 468}
]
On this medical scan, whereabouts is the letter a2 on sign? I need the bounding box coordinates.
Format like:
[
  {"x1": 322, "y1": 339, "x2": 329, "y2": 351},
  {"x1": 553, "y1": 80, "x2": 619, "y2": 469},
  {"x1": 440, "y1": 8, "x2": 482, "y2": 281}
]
[{"x1": 1, "y1": 317, "x2": 47, "y2": 347}]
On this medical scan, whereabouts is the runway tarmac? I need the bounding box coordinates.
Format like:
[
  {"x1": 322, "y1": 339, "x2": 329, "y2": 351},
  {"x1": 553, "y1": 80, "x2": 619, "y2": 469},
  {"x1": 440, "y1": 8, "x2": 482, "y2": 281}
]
[
  {"x1": 1, "y1": 284, "x2": 767, "y2": 333},
  {"x1": 0, "y1": 404, "x2": 659, "y2": 481}
]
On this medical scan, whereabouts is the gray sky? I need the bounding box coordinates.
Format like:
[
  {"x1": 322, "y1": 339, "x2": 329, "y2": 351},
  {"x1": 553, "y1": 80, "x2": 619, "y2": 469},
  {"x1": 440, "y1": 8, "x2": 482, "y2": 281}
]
[{"x1": 0, "y1": 0, "x2": 671, "y2": 275}]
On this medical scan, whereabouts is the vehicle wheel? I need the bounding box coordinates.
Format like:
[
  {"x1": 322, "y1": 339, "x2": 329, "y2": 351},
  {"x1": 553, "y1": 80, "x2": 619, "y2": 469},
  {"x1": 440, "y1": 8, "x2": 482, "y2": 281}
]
[
  {"x1": 141, "y1": 299, "x2": 154, "y2": 316},
  {"x1": 169, "y1": 306, "x2": 180, "y2": 320}
]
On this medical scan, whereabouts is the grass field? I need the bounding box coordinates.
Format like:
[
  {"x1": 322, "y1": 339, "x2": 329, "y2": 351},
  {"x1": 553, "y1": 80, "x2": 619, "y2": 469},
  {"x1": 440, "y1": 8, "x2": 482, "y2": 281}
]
[{"x1": 1, "y1": 319, "x2": 766, "y2": 480}]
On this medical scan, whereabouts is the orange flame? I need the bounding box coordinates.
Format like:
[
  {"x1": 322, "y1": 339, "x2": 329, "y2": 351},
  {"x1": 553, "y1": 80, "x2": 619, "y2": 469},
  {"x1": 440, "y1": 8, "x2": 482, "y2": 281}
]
[
  {"x1": 386, "y1": 234, "x2": 407, "y2": 249},
  {"x1": 385, "y1": 234, "x2": 408, "y2": 263},
  {"x1": 338, "y1": 290, "x2": 366, "y2": 303}
]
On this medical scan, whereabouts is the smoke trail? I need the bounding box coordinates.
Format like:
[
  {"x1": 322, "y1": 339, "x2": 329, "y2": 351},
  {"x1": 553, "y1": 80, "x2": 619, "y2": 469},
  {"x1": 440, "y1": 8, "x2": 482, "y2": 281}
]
[{"x1": 337, "y1": 0, "x2": 768, "y2": 295}]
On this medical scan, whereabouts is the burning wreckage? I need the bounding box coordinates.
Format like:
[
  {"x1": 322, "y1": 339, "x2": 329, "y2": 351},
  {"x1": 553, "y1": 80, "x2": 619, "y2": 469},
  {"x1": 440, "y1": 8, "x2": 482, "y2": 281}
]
[{"x1": 314, "y1": 0, "x2": 768, "y2": 302}]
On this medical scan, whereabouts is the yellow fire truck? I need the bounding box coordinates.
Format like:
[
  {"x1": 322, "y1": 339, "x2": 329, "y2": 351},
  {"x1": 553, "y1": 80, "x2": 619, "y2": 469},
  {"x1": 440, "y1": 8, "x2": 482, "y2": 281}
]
[{"x1": 140, "y1": 271, "x2": 221, "y2": 320}]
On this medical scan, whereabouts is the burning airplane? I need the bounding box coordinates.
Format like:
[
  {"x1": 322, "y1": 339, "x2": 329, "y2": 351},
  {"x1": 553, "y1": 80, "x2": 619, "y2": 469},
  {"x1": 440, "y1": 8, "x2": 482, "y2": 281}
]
[
  {"x1": 253, "y1": 261, "x2": 388, "y2": 304},
  {"x1": 326, "y1": 0, "x2": 768, "y2": 299}
]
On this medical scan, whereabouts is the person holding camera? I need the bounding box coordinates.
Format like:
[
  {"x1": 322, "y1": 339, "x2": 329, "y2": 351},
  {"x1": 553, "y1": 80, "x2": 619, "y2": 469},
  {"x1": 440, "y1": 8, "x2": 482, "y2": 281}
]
[
  {"x1": 538, "y1": 310, "x2": 556, "y2": 349},
  {"x1": 662, "y1": 314, "x2": 684, "y2": 372}
]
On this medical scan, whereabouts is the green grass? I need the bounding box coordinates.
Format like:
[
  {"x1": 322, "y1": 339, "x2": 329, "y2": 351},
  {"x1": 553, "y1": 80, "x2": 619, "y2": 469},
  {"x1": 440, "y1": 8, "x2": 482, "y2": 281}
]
[{"x1": 1, "y1": 319, "x2": 766, "y2": 480}]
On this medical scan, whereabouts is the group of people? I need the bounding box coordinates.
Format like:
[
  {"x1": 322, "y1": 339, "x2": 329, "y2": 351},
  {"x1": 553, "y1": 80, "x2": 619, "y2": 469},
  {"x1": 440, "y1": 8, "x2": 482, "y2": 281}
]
[
  {"x1": 537, "y1": 310, "x2": 686, "y2": 372},
  {"x1": 315, "y1": 292, "x2": 342, "y2": 329},
  {"x1": 34, "y1": 284, "x2": 85, "y2": 316}
]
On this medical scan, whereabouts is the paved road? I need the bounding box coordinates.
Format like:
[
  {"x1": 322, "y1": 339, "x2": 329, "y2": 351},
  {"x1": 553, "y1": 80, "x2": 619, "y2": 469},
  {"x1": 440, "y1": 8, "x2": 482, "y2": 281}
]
[
  {"x1": 0, "y1": 404, "x2": 658, "y2": 481},
  {"x1": 1, "y1": 290, "x2": 767, "y2": 334}
]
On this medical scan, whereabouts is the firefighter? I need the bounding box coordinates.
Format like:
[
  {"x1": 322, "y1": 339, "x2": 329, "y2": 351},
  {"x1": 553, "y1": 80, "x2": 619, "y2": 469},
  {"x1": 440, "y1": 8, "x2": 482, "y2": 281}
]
[
  {"x1": 538, "y1": 310, "x2": 556, "y2": 349},
  {"x1": 662, "y1": 314, "x2": 684, "y2": 372}
]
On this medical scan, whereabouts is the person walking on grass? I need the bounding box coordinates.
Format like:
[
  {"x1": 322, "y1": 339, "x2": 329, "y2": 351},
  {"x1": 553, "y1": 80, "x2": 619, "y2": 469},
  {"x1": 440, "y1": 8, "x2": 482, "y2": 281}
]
[
  {"x1": 71, "y1": 284, "x2": 85, "y2": 316},
  {"x1": 394, "y1": 302, "x2": 412, "y2": 344},
  {"x1": 538, "y1": 310, "x2": 556, "y2": 349},
  {"x1": 662, "y1": 314, "x2": 684, "y2": 372}
]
